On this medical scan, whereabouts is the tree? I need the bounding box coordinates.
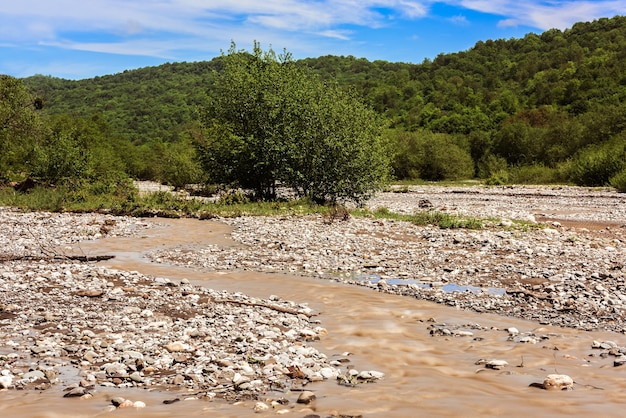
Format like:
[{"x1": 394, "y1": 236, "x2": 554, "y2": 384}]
[
  {"x1": 196, "y1": 42, "x2": 390, "y2": 203},
  {"x1": 0, "y1": 75, "x2": 43, "y2": 180}
]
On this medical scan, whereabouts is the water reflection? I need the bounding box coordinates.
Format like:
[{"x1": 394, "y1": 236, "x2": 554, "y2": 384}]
[{"x1": 352, "y1": 273, "x2": 507, "y2": 295}]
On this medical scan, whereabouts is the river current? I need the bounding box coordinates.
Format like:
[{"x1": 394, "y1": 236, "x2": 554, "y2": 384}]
[{"x1": 3, "y1": 218, "x2": 626, "y2": 417}]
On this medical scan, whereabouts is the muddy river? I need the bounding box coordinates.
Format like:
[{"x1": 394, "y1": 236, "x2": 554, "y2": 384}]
[{"x1": 3, "y1": 218, "x2": 626, "y2": 417}]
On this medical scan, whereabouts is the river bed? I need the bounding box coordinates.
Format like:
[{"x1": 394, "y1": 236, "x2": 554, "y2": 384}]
[{"x1": 2, "y1": 186, "x2": 626, "y2": 417}]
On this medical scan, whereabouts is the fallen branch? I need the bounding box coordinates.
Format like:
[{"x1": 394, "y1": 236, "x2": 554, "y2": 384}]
[
  {"x1": 215, "y1": 298, "x2": 315, "y2": 317},
  {"x1": 0, "y1": 254, "x2": 115, "y2": 263}
]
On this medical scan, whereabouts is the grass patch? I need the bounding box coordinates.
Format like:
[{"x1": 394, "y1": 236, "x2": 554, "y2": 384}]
[
  {"x1": 0, "y1": 182, "x2": 483, "y2": 229},
  {"x1": 0, "y1": 184, "x2": 331, "y2": 218},
  {"x1": 353, "y1": 207, "x2": 484, "y2": 229}
]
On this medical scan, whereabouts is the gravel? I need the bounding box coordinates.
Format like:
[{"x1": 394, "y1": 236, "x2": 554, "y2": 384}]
[{"x1": 0, "y1": 208, "x2": 357, "y2": 400}]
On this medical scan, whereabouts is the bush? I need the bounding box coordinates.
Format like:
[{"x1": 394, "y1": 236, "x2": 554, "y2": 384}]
[
  {"x1": 478, "y1": 154, "x2": 508, "y2": 181},
  {"x1": 484, "y1": 169, "x2": 509, "y2": 185},
  {"x1": 390, "y1": 129, "x2": 474, "y2": 181},
  {"x1": 610, "y1": 168, "x2": 626, "y2": 192},
  {"x1": 568, "y1": 137, "x2": 626, "y2": 186},
  {"x1": 508, "y1": 164, "x2": 566, "y2": 184}
]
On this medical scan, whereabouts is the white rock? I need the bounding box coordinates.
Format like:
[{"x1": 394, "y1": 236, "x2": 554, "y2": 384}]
[
  {"x1": 0, "y1": 375, "x2": 13, "y2": 389},
  {"x1": 543, "y1": 374, "x2": 574, "y2": 390},
  {"x1": 507, "y1": 327, "x2": 519, "y2": 335},
  {"x1": 485, "y1": 360, "x2": 508, "y2": 370},
  {"x1": 253, "y1": 402, "x2": 269, "y2": 412}
]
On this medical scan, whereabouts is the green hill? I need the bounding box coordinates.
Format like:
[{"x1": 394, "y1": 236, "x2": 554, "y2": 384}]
[{"x1": 19, "y1": 15, "x2": 626, "y2": 186}]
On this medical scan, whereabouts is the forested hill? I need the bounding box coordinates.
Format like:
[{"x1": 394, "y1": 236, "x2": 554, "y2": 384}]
[
  {"x1": 22, "y1": 15, "x2": 626, "y2": 185},
  {"x1": 24, "y1": 60, "x2": 221, "y2": 144}
]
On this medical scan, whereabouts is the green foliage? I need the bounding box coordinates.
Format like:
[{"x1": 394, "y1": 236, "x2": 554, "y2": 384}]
[
  {"x1": 31, "y1": 129, "x2": 89, "y2": 183},
  {"x1": 508, "y1": 164, "x2": 566, "y2": 184},
  {"x1": 568, "y1": 136, "x2": 626, "y2": 186},
  {"x1": 197, "y1": 42, "x2": 390, "y2": 203},
  {"x1": 0, "y1": 179, "x2": 137, "y2": 213},
  {"x1": 478, "y1": 154, "x2": 508, "y2": 179},
  {"x1": 610, "y1": 168, "x2": 626, "y2": 192},
  {"x1": 354, "y1": 207, "x2": 483, "y2": 229},
  {"x1": 389, "y1": 129, "x2": 473, "y2": 181}
]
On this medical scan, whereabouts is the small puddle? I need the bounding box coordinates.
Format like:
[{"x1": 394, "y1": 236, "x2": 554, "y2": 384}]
[{"x1": 352, "y1": 273, "x2": 507, "y2": 295}]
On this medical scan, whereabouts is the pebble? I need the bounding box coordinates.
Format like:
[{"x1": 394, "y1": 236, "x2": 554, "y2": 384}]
[
  {"x1": 542, "y1": 374, "x2": 574, "y2": 391},
  {"x1": 297, "y1": 391, "x2": 316, "y2": 404},
  {"x1": 0, "y1": 375, "x2": 13, "y2": 389},
  {"x1": 485, "y1": 360, "x2": 509, "y2": 370}
]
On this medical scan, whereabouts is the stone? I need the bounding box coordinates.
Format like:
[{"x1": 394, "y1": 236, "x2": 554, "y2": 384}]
[
  {"x1": 507, "y1": 327, "x2": 519, "y2": 335},
  {"x1": 485, "y1": 360, "x2": 508, "y2": 370},
  {"x1": 22, "y1": 370, "x2": 45, "y2": 381},
  {"x1": 297, "y1": 390, "x2": 316, "y2": 404},
  {"x1": 0, "y1": 375, "x2": 12, "y2": 389},
  {"x1": 253, "y1": 402, "x2": 269, "y2": 412},
  {"x1": 63, "y1": 387, "x2": 89, "y2": 397},
  {"x1": 542, "y1": 374, "x2": 574, "y2": 390},
  {"x1": 118, "y1": 399, "x2": 135, "y2": 408},
  {"x1": 165, "y1": 342, "x2": 187, "y2": 352}
]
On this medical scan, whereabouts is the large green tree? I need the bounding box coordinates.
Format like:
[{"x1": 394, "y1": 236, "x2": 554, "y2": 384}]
[{"x1": 196, "y1": 42, "x2": 390, "y2": 203}]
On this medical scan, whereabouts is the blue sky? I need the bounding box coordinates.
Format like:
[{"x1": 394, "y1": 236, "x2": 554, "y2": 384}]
[{"x1": 1, "y1": 1, "x2": 625, "y2": 80}]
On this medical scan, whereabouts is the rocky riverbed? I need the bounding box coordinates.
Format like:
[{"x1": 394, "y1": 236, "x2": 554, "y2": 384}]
[
  {"x1": 152, "y1": 185, "x2": 626, "y2": 332},
  {"x1": 0, "y1": 209, "x2": 373, "y2": 410},
  {"x1": 1, "y1": 185, "x2": 625, "y2": 413}
]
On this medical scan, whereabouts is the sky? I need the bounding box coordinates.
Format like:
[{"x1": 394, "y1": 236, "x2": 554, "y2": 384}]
[{"x1": 1, "y1": 1, "x2": 625, "y2": 80}]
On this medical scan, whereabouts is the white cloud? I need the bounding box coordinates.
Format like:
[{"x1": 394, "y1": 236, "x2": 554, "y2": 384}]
[
  {"x1": 456, "y1": 0, "x2": 626, "y2": 30},
  {"x1": 448, "y1": 14, "x2": 469, "y2": 25},
  {"x1": 317, "y1": 29, "x2": 353, "y2": 40}
]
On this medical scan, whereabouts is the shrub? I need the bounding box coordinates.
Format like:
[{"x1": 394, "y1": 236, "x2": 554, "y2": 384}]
[
  {"x1": 610, "y1": 168, "x2": 626, "y2": 192},
  {"x1": 568, "y1": 137, "x2": 626, "y2": 186},
  {"x1": 389, "y1": 129, "x2": 474, "y2": 181},
  {"x1": 508, "y1": 164, "x2": 566, "y2": 184}
]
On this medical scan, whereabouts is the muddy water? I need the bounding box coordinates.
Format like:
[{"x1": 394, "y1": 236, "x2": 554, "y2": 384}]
[{"x1": 5, "y1": 218, "x2": 626, "y2": 417}]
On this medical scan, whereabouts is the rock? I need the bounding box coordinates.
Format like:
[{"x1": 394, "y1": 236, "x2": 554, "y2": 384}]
[
  {"x1": 117, "y1": 399, "x2": 135, "y2": 408},
  {"x1": 164, "y1": 342, "x2": 187, "y2": 352},
  {"x1": 542, "y1": 374, "x2": 574, "y2": 390},
  {"x1": 111, "y1": 397, "x2": 126, "y2": 407},
  {"x1": 63, "y1": 387, "x2": 89, "y2": 397},
  {"x1": 253, "y1": 402, "x2": 269, "y2": 412},
  {"x1": 22, "y1": 370, "x2": 45, "y2": 381},
  {"x1": 0, "y1": 375, "x2": 13, "y2": 389},
  {"x1": 485, "y1": 360, "x2": 509, "y2": 370},
  {"x1": 507, "y1": 327, "x2": 519, "y2": 335},
  {"x1": 297, "y1": 391, "x2": 316, "y2": 404}
]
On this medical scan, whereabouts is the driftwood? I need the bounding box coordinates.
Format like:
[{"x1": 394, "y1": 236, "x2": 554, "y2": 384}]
[
  {"x1": 0, "y1": 254, "x2": 115, "y2": 263},
  {"x1": 215, "y1": 298, "x2": 315, "y2": 317}
]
